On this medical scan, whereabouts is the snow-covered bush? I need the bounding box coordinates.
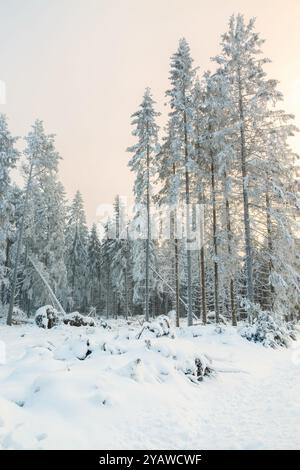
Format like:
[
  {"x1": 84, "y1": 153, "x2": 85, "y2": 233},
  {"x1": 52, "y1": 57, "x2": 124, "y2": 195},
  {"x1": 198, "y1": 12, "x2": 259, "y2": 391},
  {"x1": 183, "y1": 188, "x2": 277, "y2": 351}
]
[
  {"x1": 35, "y1": 305, "x2": 60, "y2": 329},
  {"x1": 137, "y1": 315, "x2": 171, "y2": 339},
  {"x1": 63, "y1": 312, "x2": 95, "y2": 327},
  {"x1": 285, "y1": 321, "x2": 300, "y2": 341},
  {"x1": 99, "y1": 319, "x2": 111, "y2": 329},
  {"x1": 240, "y1": 312, "x2": 295, "y2": 348}
]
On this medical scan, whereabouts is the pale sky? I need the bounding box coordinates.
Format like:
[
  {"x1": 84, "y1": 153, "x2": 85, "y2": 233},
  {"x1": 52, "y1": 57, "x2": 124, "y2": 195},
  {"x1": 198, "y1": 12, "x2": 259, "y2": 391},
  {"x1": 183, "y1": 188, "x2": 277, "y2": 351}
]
[{"x1": 1, "y1": 0, "x2": 300, "y2": 224}]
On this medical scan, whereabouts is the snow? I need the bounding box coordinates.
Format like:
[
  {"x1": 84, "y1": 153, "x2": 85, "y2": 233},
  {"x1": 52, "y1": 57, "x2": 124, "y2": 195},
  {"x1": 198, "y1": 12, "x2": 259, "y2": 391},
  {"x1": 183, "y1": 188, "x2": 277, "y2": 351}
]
[{"x1": 0, "y1": 318, "x2": 299, "y2": 450}]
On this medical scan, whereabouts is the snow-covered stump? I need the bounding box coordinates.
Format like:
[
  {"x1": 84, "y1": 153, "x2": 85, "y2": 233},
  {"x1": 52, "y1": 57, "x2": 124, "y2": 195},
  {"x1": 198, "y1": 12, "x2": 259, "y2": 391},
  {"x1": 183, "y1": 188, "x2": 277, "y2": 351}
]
[{"x1": 35, "y1": 306, "x2": 60, "y2": 329}]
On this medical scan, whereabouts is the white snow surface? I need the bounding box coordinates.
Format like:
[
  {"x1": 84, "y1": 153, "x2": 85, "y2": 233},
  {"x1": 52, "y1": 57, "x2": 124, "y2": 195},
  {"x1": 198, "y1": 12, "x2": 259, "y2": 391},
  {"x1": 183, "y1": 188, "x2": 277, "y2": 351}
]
[{"x1": 0, "y1": 317, "x2": 299, "y2": 450}]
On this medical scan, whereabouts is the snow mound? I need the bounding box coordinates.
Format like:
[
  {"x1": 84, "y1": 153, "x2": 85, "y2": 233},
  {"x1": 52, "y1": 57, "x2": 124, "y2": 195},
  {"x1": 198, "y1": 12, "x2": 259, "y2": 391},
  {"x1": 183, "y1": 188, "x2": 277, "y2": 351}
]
[{"x1": 54, "y1": 336, "x2": 93, "y2": 360}]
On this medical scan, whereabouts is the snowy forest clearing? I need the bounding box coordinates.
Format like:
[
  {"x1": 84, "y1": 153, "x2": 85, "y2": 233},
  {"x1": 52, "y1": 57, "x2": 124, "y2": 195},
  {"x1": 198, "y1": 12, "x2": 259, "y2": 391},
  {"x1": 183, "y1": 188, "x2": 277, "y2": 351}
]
[
  {"x1": 1, "y1": 8, "x2": 300, "y2": 452},
  {"x1": 0, "y1": 318, "x2": 299, "y2": 450}
]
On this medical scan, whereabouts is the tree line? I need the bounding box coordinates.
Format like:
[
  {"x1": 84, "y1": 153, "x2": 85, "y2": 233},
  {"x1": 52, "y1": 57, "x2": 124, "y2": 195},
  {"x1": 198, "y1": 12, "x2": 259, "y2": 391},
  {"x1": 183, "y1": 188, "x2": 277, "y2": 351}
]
[{"x1": 0, "y1": 14, "x2": 299, "y2": 326}]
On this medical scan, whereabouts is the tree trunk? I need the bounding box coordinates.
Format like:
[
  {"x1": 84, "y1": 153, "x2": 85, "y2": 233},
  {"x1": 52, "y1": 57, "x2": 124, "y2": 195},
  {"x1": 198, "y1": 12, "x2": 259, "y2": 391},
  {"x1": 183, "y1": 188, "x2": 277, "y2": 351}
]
[
  {"x1": 224, "y1": 171, "x2": 237, "y2": 326},
  {"x1": 265, "y1": 184, "x2": 274, "y2": 310},
  {"x1": 238, "y1": 70, "x2": 254, "y2": 318},
  {"x1": 210, "y1": 147, "x2": 220, "y2": 323},
  {"x1": 28, "y1": 255, "x2": 66, "y2": 316},
  {"x1": 145, "y1": 142, "x2": 150, "y2": 322},
  {"x1": 124, "y1": 259, "x2": 129, "y2": 320},
  {"x1": 183, "y1": 110, "x2": 193, "y2": 326},
  {"x1": 174, "y1": 236, "x2": 180, "y2": 327},
  {"x1": 106, "y1": 264, "x2": 110, "y2": 319},
  {"x1": 200, "y1": 246, "x2": 207, "y2": 324},
  {"x1": 197, "y1": 190, "x2": 207, "y2": 325},
  {"x1": 172, "y1": 163, "x2": 180, "y2": 327}
]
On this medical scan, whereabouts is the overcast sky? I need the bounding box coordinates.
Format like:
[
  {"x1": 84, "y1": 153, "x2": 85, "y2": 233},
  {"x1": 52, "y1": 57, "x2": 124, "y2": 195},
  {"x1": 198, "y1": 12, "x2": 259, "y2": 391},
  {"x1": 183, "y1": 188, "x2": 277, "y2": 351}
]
[{"x1": 1, "y1": 0, "x2": 300, "y2": 224}]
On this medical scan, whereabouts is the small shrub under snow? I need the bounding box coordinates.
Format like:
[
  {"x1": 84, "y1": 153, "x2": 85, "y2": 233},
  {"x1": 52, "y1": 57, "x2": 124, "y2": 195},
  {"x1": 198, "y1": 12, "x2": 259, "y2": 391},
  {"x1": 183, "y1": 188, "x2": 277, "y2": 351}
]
[
  {"x1": 240, "y1": 312, "x2": 295, "y2": 348},
  {"x1": 99, "y1": 319, "x2": 111, "y2": 329},
  {"x1": 35, "y1": 305, "x2": 60, "y2": 329},
  {"x1": 63, "y1": 312, "x2": 95, "y2": 327},
  {"x1": 182, "y1": 355, "x2": 214, "y2": 383},
  {"x1": 136, "y1": 315, "x2": 171, "y2": 339}
]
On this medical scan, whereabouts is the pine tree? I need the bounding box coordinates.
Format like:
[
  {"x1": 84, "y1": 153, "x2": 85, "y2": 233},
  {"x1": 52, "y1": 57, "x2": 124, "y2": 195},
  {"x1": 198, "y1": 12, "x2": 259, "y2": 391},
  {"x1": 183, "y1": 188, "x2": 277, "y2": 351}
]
[
  {"x1": 166, "y1": 38, "x2": 196, "y2": 326},
  {"x1": 213, "y1": 15, "x2": 259, "y2": 313},
  {"x1": 101, "y1": 218, "x2": 115, "y2": 318},
  {"x1": 127, "y1": 88, "x2": 160, "y2": 321},
  {"x1": 156, "y1": 119, "x2": 183, "y2": 325},
  {"x1": 21, "y1": 175, "x2": 68, "y2": 313},
  {"x1": 87, "y1": 224, "x2": 102, "y2": 310},
  {"x1": 109, "y1": 196, "x2": 132, "y2": 318},
  {"x1": 66, "y1": 191, "x2": 89, "y2": 312},
  {"x1": 0, "y1": 115, "x2": 19, "y2": 308},
  {"x1": 192, "y1": 78, "x2": 208, "y2": 324},
  {"x1": 214, "y1": 14, "x2": 299, "y2": 320},
  {"x1": 7, "y1": 120, "x2": 60, "y2": 324},
  {"x1": 202, "y1": 71, "x2": 239, "y2": 324}
]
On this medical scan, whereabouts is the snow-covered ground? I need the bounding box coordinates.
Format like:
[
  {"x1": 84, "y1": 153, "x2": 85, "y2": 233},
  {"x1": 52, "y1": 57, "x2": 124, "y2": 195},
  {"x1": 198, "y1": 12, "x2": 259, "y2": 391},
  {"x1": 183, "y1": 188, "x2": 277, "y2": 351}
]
[{"x1": 0, "y1": 317, "x2": 299, "y2": 450}]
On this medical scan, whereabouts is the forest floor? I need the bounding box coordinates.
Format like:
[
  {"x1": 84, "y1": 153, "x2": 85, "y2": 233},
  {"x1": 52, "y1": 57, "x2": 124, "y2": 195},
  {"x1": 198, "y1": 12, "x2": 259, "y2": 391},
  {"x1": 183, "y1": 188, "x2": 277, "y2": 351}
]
[{"x1": 0, "y1": 316, "x2": 299, "y2": 450}]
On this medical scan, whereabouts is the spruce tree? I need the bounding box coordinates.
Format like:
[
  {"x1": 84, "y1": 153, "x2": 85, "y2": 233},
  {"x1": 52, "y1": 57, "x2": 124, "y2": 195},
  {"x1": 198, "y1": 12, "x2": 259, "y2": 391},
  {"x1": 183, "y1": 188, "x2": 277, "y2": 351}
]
[
  {"x1": 127, "y1": 88, "x2": 160, "y2": 321},
  {"x1": 166, "y1": 38, "x2": 196, "y2": 326},
  {"x1": 7, "y1": 120, "x2": 60, "y2": 324}
]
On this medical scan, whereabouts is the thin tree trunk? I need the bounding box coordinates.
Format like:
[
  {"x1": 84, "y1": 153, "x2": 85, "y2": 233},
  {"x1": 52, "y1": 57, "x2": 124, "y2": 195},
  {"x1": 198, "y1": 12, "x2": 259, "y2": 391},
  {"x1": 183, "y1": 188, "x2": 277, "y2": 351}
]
[
  {"x1": 265, "y1": 184, "x2": 274, "y2": 310},
  {"x1": 197, "y1": 190, "x2": 207, "y2": 325},
  {"x1": 164, "y1": 293, "x2": 168, "y2": 315},
  {"x1": 172, "y1": 163, "x2": 180, "y2": 327},
  {"x1": 106, "y1": 264, "x2": 110, "y2": 319},
  {"x1": 210, "y1": 147, "x2": 220, "y2": 323},
  {"x1": 7, "y1": 163, "x2": 33, "y2": 325},
  {"x1": 200, "y1": 246, "x2": 207, "y2": 324},
  {"x1": 224, "y1": 171, "x2": 237, "y2": 326},
  {"x1": 1, "y1": 238, "x2": 12, "y2": 304},
  {"x1": 174, "y1": 237, "x2": 180, "y2": 327},
  {"x1": 98, "y1": 273, "x2": 102, "y2": 314},
  {"x1": 149, "y1": 264, "x2": 188, "y2": 313},
  {"x1": 145, "y1": 142, "x2": 150, "y2": 322},
  {"x1": 28, "y1": 255, "x2": 66, "y2": 316},
  {"x1": 124, "y1": 259, "x2": 129, "y2": 320},
  {"x1": 238, "y1": 70, "x2": 254, "y2": 317},
  {"x1": 183, "y1": 110, "x2": 193, "y2": 326}
]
